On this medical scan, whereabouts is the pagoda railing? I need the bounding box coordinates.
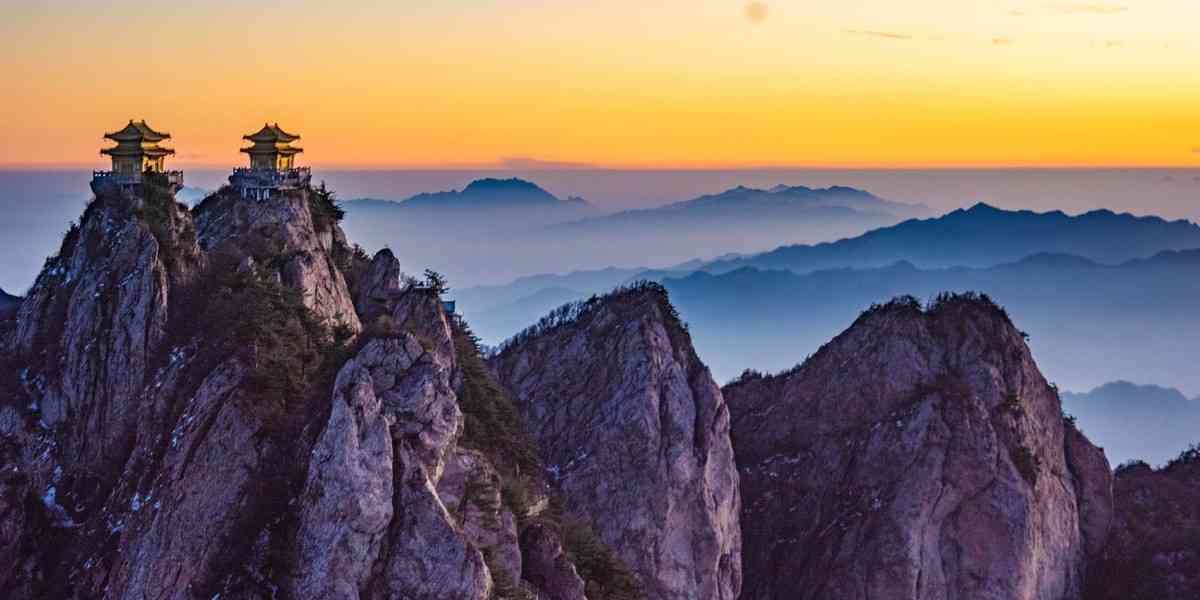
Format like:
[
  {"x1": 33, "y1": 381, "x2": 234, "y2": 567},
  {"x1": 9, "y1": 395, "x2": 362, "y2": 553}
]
[
  {"x1": 230, "y1": 167, "x2": 311, "y2": 189},
  {"x1": 92, "y1": 170, "x2": 184, "y2": 187}
]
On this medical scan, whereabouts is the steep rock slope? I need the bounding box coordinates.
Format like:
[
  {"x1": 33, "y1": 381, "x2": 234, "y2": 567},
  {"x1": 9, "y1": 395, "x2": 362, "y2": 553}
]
[
  {"x1": 1086, "y1": 449, "x2": 1200, "y2": 599},
  {"x1": 0, "y1": 182, "x2": 580, "y2": 599},
  {"x1": 491, "y1": 283, "x2": 742, "y2": 600},
  {"x1": 723, "y1": 295, "x2": 1113, "y2": 600}
]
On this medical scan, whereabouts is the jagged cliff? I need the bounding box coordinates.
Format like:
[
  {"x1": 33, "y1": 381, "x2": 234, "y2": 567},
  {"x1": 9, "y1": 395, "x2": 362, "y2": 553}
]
[
  {"x1": 490, "y1": 284, "x2": 742, "y2": 600},
  {"x1": 723, "y1": 295, "x2": 1114, "y2": 600},
  {"x1": 0, "y1": 181, "x2": 619, "y2": 599}
]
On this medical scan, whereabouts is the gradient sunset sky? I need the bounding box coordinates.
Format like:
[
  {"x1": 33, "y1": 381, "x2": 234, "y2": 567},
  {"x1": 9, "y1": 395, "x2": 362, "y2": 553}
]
[{"x1": 2, "y1": 1, "x2": 1198, "y2": 169}]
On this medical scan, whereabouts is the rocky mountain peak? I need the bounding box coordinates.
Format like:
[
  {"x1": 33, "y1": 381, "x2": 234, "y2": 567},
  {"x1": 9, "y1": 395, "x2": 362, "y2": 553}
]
[
  {"x1": 491, "y1": 282, "x2": 742, "y2": 600},
  {"x1": 0, "y1": 175, "x2": 685, "y2": 600},
  {"x1": 724, "y1": 293, "x2": 1113, "y2": 600}
]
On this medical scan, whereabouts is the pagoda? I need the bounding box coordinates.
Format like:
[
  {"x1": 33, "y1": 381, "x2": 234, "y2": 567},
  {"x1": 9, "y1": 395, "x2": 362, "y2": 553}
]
[
  {"x1": 91, "y1": 119, "x2": 183, "y2": 195},
  {"x1": 230, "y1": 122, "x2": 312, "y2": 200}
]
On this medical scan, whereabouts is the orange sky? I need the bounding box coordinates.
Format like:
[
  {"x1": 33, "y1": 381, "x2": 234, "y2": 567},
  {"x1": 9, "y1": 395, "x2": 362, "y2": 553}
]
[{"x1": 1, "y1": 1, "x2": 1198, "y2": 169}]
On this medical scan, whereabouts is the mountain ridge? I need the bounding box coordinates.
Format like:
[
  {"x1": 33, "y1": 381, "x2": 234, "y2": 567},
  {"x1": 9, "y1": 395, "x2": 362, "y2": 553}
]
[
  {"x1": 1062, "y1": 381, "x2": 1200, "y2": 467},
  {"x1": 701, "y1": 202, "x2": 1200, "y2": 274},
  {"x1": 660, "y1": 247, "x2": 1200, "y2": 391}
]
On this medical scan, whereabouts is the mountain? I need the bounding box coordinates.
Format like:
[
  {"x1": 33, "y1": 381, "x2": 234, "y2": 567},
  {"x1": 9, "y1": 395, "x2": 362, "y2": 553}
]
[
  {"x1": 452, "y1": 266, "x2": 650, "y2": 314},
  {"x1": 337, "y1": 182, "x2": 923, "y2": 288},
  {"x1": 556, "y1": 184, "x2": 925, "y2": 231},
  {"x1": 660, "y1": 250, "x2": 1200, "y2": 394},
  {"x1": 1087, "y1": 454, "x2": 1200, "y2": 599},
  {"x1": 702, "y1": 202, "x2": 1200, "y2": 274},
  {"x1": 401, "y1": 177, "x2": 585, "y2": 210},
  {"x1": 1061, "y1": 382, "x2": 1200, "y2": 467},
  {"x1": 0, "y1": 178, "x2": 650, "y2": 598},
  {"x1": 339, "y1": 178, "x2": 603, "y2": 287},
  {"x1": 722, "y1": 294, "x2": 1112, "y2": 599},
  {"x1": 490, "y1": 283, "x2": 741, "y2": 600}
]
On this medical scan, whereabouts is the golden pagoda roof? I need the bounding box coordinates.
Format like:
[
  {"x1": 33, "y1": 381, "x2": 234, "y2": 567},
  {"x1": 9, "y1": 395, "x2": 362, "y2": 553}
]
[
  {"x1": 243, "y1": 123, "x2": 301, "y2": 143},
  {"x1": 104, "y1": 119, "x2": 171, "y2": 142},
  {"x1": 102, "y1": 145, "x2": 175, "y2": 158},
  {"x1": 240, "y1": 144, "x2": 303, "y2": 155}
]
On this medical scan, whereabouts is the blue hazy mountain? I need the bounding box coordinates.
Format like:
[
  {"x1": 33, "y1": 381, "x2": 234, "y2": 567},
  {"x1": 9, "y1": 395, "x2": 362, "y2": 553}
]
[
  {"x1": 339, "y1": 181, "x2": 918, "y2": 288},
  {"x1": 701, "y1": 202, "x2": 1200, "y2": 274},
  {"x1": 545, "y1": 184, "x2": 925, "y2": 251},
  {"x1": 339, "y1": 178, "x2": 600, "y2": 286},
  {"x1": 554, "y1": 184, "x2": 925, "y2": 229},
  {"x1": 399, "y1": 177, "x2": 589, "y2": 211},
  {"x1": 660, "y1": 249, "x2": 1200, "y2": 395},
  {"x1": 1061, "y1": 381, "x2": 1200, "y2": 467}
]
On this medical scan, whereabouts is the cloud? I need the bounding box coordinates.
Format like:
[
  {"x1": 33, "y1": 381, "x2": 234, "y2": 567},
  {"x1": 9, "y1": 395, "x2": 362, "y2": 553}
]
[
  {"x1": 844, "y1": 29, "x2": 913, "y2": 40},
  {"x1": 1192, "y1": 147, "x2": 1200, "y2": 155},
  {"x1": 745, "y1": 2, "x2": 768, "y2": 24},
  {"x1": 992, "y1": 37, "x2": 1014, "y2": 45},
  {"x1": 498, "y1": 157, "x2": 596, "y2": 170},
  {"x1": 1046, "y1": 3, "x2": 1128, "y2": 14}
]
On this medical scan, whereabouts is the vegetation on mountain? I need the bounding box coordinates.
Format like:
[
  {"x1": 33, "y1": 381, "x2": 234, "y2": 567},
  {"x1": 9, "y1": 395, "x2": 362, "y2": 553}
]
[{"x1": 1086, "y1": 444, "x2": 1200, "y2": 599}]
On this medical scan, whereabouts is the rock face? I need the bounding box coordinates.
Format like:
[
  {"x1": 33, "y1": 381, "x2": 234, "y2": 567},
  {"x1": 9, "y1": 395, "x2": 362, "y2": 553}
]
[
  {"x1": 491, "y1": 283, "x2": 742, "y2": 600},
  {"x1": 194, "y1": 186, "x2": 361, "y2": 334},
  {"x1": 520, "y1": 522, "x2": 588, "y2": 600},
  {"x1": 290, "y1": 334, "x2": 491, "y2": 600},
  {"x1": 1086, "y1": 451, "x2": 1200, "y2": 600},
  {"x1": 723, "y1": 295, "x2": 1114, "y2": 600},
  {"x1": 0, "y1": 183, "x2": 548, "y2": 599}
]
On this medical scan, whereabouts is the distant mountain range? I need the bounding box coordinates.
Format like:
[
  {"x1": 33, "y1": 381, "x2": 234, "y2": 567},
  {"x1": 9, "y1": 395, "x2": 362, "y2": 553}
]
[
  {"x1": 458, "y1": 203, "x2": 1200, "y2": 360},
  {"x1": 339, "y1": 179, "x2": 915, "y2": 287},
  {"x1": 553, "y1": 184, "x2": 926, "y2": 232},
  {"x1": 460, "y1": 247, "x2": 1200, "y2": 397},
  {"x1": 1062, "y1": 381, "x2": 1200, "y2": 467},
  {"x1": 663, "y1": 249, "x2": 1200, "y2": 393},
  {"x1": 701, "y1": 202, "x2": 1200, "y2": 274},
  {"x1": 344, "y1": 178, "x2": 595, "y2": 227}
]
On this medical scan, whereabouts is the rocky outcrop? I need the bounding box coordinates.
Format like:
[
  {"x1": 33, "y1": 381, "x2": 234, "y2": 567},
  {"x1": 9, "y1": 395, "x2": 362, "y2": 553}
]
[
  {"x1": 290, "y1": 334, "x2": 491, "y2": 600},
  {"x1": 0, "y1": 182, "x2": 525, "y2": 598},
  {"x1": 194, "y1": 186, "x2": 361, "y2": 334},
  {"x1": 723, "y1": 295, "x2": 1113, "y2": 600},
  {"x1": 353, "y1": 247, "x2": 404, "y2": 320},
  {"x1": 491, "y1": 283, "x2": 742, "y2": 600},
  {"x1": 1085, "y1": 450, "x2": 1200, "y2": 599}
]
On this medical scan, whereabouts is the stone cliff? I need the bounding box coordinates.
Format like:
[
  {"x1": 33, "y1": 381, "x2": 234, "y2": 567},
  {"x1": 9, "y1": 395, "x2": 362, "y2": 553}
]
[
  {"x1": 723, "y1": 294, "x2": 1114, "y2": 600},
  {"x1": 491, "y1": 283, "x2": 742, "y2": 600},
  {"x1": 0, "y1": 182, "x2": 612, "y2": 599}
]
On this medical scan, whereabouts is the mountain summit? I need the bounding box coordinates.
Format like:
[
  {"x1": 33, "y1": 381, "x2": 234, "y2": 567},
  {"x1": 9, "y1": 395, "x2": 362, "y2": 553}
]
[
  {"x1": 401, "y1": 177, "x2": 576, "y2": 209},
  {"x1": 724, "y1": 294, "x2": 1113, "y2": 600}
]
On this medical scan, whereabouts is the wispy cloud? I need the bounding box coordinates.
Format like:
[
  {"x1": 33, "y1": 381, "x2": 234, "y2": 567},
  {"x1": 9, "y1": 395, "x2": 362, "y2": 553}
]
[
  {"x1": 992, "y1": 37, "x2": 1014, "y2": 45},
  {"x1": 1046, "y1": 3, "x2": 1129, "y2": 15},
  {"x1": 1192, "y1": 147, "x2": 1200, "y2": 155},
  {"x1": 844, "y1": 29, "x2": 913, "y2": 40},
  {"x1": 744, "y1": 2, "x2": 768, "y2": 24}
]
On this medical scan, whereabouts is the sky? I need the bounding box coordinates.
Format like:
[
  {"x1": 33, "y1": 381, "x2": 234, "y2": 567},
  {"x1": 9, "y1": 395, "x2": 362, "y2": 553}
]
[{"x1": 1, "y1": 0, "x2": 1199, "y2": 169}]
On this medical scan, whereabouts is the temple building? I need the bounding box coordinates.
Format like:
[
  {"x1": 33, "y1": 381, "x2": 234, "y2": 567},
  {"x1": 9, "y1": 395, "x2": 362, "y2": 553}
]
[
  {"x1": 229, "y1": 122, "x2": 313, "y2": 200},
  {"x1": 91, "y1": 120, "x2": 183, "y2": 195}
]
